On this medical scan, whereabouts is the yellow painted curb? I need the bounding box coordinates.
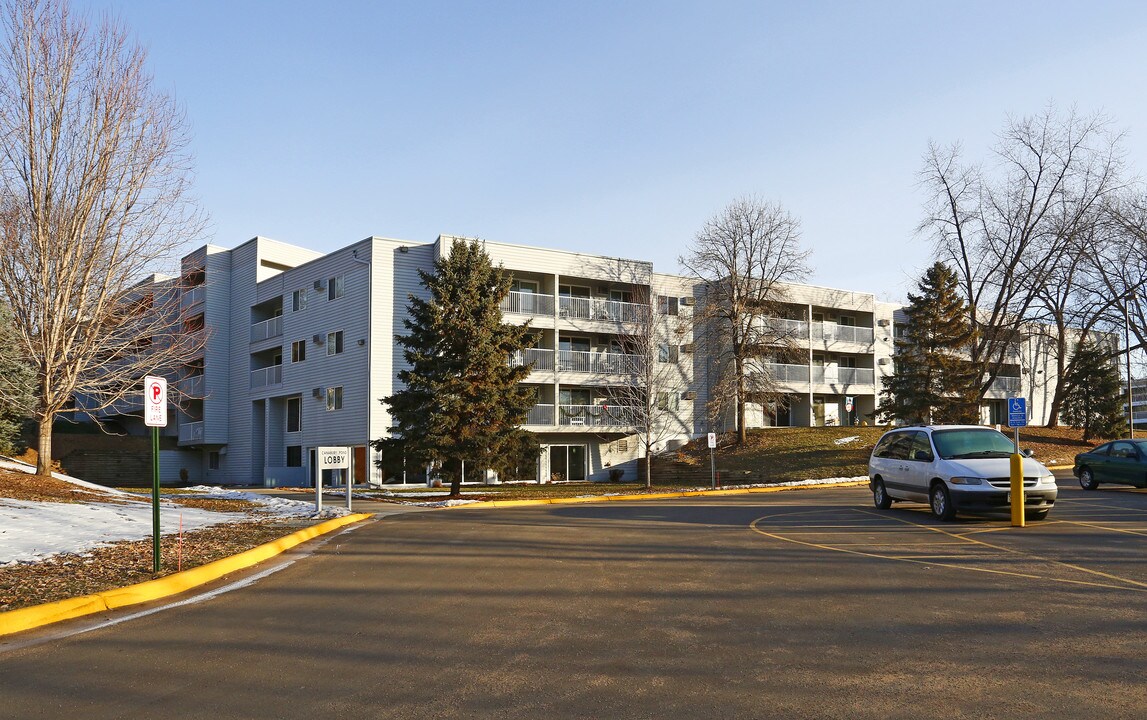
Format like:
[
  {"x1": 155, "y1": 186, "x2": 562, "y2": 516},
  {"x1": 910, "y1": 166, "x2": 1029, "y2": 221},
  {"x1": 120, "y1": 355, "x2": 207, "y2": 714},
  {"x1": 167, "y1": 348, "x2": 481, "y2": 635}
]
[
  {"x1": 450, "y1": 480, "x2": 871, "y2": 510},
  {"x1": 0, "y1": 513, "x2": 373, "y2": 638}
]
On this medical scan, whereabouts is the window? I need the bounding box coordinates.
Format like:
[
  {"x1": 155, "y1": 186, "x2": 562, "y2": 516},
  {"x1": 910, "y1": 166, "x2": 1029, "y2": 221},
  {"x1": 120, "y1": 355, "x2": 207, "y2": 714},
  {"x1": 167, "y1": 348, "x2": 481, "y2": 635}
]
[
  {"x1": 292, "y1": 340, "x2": 306, "y2": 363},
  {"x1": 286, "y1": 446, "x2": 303, "y2": 467},
  {"x1": 657, "y1": 392, "x2": 679, "y2": 412},
  {"x1": 287, "y1": 396, "x2": 302, "y2": 432},
  {"x1": 838, "y1": 315, "x2": 855, "y2": 326},
  {"x1": 208, "y1": 451, "x2": 220, "y2": 470},
  {"x1": 328, "y1": 275, "x2": 345, "y2": 300},
  {"x1": 658, "y1": 295, "x2": 679, "y2": 315},
  {"x1": 327, "y1": 331, "x2": 344, "y2": 355},
  {"x1": 292, "y1": 289, "x2": 308, "y2": 311},
  {"x1": 326, "y1": 386, "x2": 343, "y2": 411},
  {"x1": 658, "y1": 344, "x2": 679, "y2": 363}
]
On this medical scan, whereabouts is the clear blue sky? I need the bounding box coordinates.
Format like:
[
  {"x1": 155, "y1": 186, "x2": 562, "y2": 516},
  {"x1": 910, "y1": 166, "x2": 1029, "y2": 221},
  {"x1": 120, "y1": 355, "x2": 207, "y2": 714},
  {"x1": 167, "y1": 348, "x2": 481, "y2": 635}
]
[{"x1": 82, "y1": 0, "x2": 1147, "y2": 301}]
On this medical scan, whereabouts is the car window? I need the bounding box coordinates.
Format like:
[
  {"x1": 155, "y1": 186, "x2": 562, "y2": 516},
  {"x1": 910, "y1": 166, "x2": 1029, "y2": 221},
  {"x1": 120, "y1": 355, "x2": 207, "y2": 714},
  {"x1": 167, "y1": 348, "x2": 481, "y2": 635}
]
[
  {"x1": 907, "y1": 432, "x2": 934, "y2": 462},
  {"x1": 931, "y1": 428, "x2": 1015, "y2": 459},
  {"x1": 1111, "y1": 442, "x2": 1137, "y2": 459},
  {"x1": 874, "y1": 432, "x2": 909, "y2": 459},
  {"x1": 1092, "y1": 443, "x2": 1111, "y2": 456}
]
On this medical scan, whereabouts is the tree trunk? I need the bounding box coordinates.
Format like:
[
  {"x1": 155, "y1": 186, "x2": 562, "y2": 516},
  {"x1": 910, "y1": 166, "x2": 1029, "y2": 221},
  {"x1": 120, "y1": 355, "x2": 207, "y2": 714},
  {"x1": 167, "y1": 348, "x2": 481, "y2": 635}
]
[
  {"x1": 644, "y1": 443, "x2": 652, "y2": 489},
  {"x1": 735, "y1": 357, "x2": 747, "y2": 445},
  {"x1": 36, "y1": 415, "x2": 52, "y2": 477}
]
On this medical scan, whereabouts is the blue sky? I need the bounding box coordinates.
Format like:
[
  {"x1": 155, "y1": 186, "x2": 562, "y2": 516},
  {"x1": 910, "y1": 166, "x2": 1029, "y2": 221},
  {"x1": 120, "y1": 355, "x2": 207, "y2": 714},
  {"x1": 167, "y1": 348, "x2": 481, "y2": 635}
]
[{"x1": 83, "y1": 1, "x2": 1147, "y2": 301}]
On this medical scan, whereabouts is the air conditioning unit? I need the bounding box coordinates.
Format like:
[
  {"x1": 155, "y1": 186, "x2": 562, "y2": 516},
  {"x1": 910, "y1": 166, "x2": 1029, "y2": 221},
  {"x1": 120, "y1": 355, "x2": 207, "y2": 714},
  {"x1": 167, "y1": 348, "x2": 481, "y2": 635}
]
[
  {"x1": 312, "y1": 334, "x2": 324, "y2": 345},
  {"x1": 681, "y1": 391, "x2": 697, "y2": 400},
  {"x1": 313, "y1": 279, "x2": 326, "y2": 291},
  {"x1": 681, "y1": 343, "x2": 695, "y2": 353},
  {"x1": 878, "y1": 358, "x2": 890, "y2": 366},
  {"x1": 312, "y1": 387, "x2": 325, "y2": 399},
  {"x1": 877, "y1": 318, "x2": 890, "y2": 327},
  {"x1": 681, "y1": 296, "x2": 696, "y2": 306}
]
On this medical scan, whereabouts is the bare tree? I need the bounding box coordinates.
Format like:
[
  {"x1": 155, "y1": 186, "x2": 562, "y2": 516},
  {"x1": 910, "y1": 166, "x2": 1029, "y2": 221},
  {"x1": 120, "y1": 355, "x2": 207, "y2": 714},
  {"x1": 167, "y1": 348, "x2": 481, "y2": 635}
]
[
  {"x1": 680, "y1": 196, "x2": 811, "y2": 444},
  {"x1": 920, "y1": 107, "x2": 1126, "y2": 408},
  {"x1": 609, "y1": 284, "x2": 693, "y2": 489},
  {"x1": 0, "y1": 0, "x2": 204, "y2": 475}
]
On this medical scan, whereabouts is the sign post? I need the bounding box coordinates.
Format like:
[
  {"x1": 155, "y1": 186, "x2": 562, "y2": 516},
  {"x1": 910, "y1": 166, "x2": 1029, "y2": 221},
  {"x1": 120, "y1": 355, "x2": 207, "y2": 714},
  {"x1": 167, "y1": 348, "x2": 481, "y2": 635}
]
[
  {"x1": 707, "y1": 432, "x2": 717, "y2": 489},
  {"x1": 1007, "y1": 397, "x2": 1028, "y2": 528},
  {"x1": 316, "y1": 446, "x2": 350, "y2": 512},
  {"x1": 144, "y1": 376, "x2": 168, "y2": 572}
]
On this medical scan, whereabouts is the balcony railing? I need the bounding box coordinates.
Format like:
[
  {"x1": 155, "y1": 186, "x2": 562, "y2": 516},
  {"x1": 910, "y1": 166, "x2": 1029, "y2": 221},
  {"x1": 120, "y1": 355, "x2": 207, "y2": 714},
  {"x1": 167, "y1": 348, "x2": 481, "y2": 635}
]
[
  {"x1": 812, "y1": 323, "x2": 875, "y2": 345},
  {"x1": 178, "y1": 374, "x2": 205, "y2": 398},
  {"x1": 251, "y1": 316, "x2": 283, "y2": 342},
  {"x1": 181, "y1": 285, "x2": 205, "y2": 310},
  {"x1": 558, "y1": 296, "x2": 648, "y2": 322},
  {"x1": 251, "y1": 365, "x2": 283, "y2": 389},
  {"x1": 760, "y1": 317, "x2": 810, "y2": 339},
  {"x1": 758, "y1": 363, "x2": 811, "y2": 384},
  {"x1": 510, "y1": 348, "x2": 555, "y2": 371},
  {"x1": 179, "y1": 421, "x2": 204, "y2": 444},
  {"x1": 558, "y1": 350, "x2": 643, "y2": 375},
  {"x1": 812, "y1": 367, "x2": 875, "y2": 385},
  {"x1": 989, "y1": 376, "x2": 1022, "y2": 393},
  {"x1": 524, "y1": 404, "x2": 639, "y2": 427},
  {"x1": 500, "y1": 291, "x2": 555, "y2": 317}
]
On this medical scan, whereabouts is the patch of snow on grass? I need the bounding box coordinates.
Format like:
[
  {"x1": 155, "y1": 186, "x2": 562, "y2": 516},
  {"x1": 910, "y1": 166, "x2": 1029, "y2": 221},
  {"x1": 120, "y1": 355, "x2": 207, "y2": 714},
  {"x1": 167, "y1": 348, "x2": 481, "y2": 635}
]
[{"x1": 833, "y1": 435, "x2": 861, "y2": 446}]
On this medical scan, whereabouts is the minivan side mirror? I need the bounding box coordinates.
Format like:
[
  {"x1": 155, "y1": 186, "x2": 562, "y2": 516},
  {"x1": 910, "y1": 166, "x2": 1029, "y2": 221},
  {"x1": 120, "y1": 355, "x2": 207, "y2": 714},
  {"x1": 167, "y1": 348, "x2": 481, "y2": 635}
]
[{"x1": 1022, "y1": 448, "x2": 1035, "y2": 458}]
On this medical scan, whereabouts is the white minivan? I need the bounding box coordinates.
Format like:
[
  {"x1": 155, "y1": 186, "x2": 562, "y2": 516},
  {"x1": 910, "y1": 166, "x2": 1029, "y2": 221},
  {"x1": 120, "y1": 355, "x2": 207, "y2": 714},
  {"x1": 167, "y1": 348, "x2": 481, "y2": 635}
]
[{"x1": 868, "y1": 425, "x2": 1058, "y2": 521}]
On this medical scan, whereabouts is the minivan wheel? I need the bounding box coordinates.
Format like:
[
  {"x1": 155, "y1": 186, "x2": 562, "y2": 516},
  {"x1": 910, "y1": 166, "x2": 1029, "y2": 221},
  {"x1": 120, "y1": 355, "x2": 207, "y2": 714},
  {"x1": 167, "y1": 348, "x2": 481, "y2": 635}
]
[
  {"x1": 930, "y1": 483, "x2": 956, "y2": 521},
  {"x1": 873, "y1": 479, "x2": 892, "y2": 509},
  {"x1": 1079, "y1": 467, "x2": 1098, "y2": 491}
]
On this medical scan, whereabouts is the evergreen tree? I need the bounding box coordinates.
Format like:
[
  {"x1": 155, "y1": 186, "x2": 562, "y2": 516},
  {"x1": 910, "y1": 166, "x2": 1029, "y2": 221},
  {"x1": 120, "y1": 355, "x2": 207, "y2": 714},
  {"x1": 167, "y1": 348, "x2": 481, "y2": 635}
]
[
  {"x1": 1059, "y1": 340, "x2": 1124, "y2": 441},
  {"x1": 0, "y1": 302, "x2": 33, "y2": 455},
  {"x1": 376, "y1": 239, "x2": 539, "y2": 496},
  {"x1": 879, "y1": 262, "x2": 980, "y2": 425}
]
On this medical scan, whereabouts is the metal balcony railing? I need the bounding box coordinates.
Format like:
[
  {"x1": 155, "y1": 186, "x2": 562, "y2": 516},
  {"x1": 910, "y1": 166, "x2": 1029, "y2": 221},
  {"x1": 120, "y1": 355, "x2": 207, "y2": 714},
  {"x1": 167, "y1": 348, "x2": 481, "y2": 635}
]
[
  {"x1": 510, "y1": 348, "x2": 555, "y2": 371},
  {"x1": 500, "y1": 291, "x2": 555, "y2": 317},
  {"x1": 526, "y1": 404, "x2": 555, "y2": 425},
  {"x1": 251, "y1": 316, "x2": 283, "y2": 343},
  {"x1": 557, "y1": 350, "x2": 643, "y2": 375},
  {"x1": 178, "y1": 374, "x2": 205, "y2": 398},
  {"x1": 558, "y1": 296, "x2": 648, "y2": 322},
  {"x1": 989, "y1": 376, "x2": 1022, "y2": 393},
  {"x1": 557, "y1": 404, "x2": 638, "y2": 427},
  {"x1": 759, "y1": 317, "x2": 810, "y2": 339},
  {"x1": 812, "y1": 323, "x2": 875, "y2": 345},
  {"x1": 179, "y1": 421, "x2": 204, "y2": 444},
  {"x1": 181, "y1": 285, "x2": 205, "y2": 310},
  {"x1": 758, "y1": 363, "x2": 811, "y2": 384},
  {"x1": 251, "y1": 365, "x2": 283, "y2": 389},
  {"x1": 812, "y1": 366, "x2": 875, "y2": 385}
]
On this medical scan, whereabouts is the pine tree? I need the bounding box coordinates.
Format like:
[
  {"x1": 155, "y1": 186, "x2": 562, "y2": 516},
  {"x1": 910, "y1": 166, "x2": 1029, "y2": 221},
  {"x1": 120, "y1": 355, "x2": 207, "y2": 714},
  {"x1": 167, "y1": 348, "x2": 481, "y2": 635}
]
[
  {"x1": 0, "y1": 302, "x2": 33, "y2": 455},
  {"x1": 376, "y1": 239, "x2": 539, "y2": 496},
  {"x1": 879, "y1": 262, "x2": 980, "y2": 425},
  {"x1": 1059, "y1": 339, "x2": 1125, "y2": 441}
]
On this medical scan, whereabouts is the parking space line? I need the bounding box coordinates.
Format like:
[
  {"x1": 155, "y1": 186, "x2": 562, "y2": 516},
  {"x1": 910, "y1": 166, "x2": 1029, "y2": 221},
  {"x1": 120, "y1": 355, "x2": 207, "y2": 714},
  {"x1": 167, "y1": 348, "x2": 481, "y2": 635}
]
[{"x1": 749, "y1": 508, "x2": 1147, "y2": 593}]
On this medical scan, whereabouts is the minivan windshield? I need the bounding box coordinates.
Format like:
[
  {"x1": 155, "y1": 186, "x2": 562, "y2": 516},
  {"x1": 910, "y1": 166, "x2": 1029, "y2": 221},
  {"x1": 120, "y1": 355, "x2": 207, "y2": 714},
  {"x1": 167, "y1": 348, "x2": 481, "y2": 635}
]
[{"x1": 931, "y1": 428, "x2": 1016, "y2": 460}]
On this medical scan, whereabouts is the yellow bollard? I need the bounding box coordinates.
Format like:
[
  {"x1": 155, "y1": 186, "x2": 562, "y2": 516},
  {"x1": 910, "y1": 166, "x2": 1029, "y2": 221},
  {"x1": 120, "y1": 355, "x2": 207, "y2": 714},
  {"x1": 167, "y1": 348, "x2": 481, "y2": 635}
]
[{"x1": 1010, "y1": 452, "x2": 1025, "y2": 528}]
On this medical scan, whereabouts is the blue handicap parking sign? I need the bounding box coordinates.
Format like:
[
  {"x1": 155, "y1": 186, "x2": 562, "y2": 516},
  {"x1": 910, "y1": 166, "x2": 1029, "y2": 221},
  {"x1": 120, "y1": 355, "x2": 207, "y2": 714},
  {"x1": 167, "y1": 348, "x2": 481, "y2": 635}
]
[{"x1": 1007, "y1": 397, "x2": 1027, "y2": 428}]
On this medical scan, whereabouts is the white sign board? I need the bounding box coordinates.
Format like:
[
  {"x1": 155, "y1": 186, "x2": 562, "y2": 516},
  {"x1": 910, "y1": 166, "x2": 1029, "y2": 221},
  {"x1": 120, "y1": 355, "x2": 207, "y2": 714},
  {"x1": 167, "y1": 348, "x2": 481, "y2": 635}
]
[
  {"x1": 707, "y1": 432, "x2": 717, "y2": 449},
  {"x1": 144, "y1": 376, "x2": 168, "y2": 427},
  {"x1": 317, "y1": 446, "x2": 350, "y2": 469}
]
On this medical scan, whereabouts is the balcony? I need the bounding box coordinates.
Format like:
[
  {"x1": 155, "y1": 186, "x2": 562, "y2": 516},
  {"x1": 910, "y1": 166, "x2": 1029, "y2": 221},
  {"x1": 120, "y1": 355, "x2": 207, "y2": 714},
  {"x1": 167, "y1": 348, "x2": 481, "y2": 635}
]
[
  {"x1": 524, "y1": 403, "x2": 638, "y2": 428},
  {"x1": 558, "y1": 350, "x2": 642, "y2": 375},
  {"x1": 251, "y1": 316, "x2": 283, "y2": 343},
  {"x1": 500, "y1": 291, "x2": 555, "y2": 318},
  {"x1": 558, "y1": 296, "x2": 647, "y2": 323},
  {"x1": 812, "y1": 323, "x2": 875, "y2": 346},
  {"x1": 989, "y1": 376, "x2": 1022, "y2": 394},
  {"x1": 178, "y1": 374, "x2": 205, "y2": 398},
  {"x1": 510, "y1": 348, "x2": 555, "y2": 371},
  {"x1": 760, "y1": 317, "x2": 810, "y2": 339},
  {"x1": 179, "y1": 421, "x2": 204, "y2": 444},
  {"x1": 181, "y1": 285, "x2": 205, "y2": 311},
  {"x1": 251, "y1": 365, "x2": 283, "y2": 389},
  {"x1": 759, "y1": 363, "x2": 811, "y2": 384},
  {"x1": 813, "y1": 367, "x2": 875, "y2": 386}
]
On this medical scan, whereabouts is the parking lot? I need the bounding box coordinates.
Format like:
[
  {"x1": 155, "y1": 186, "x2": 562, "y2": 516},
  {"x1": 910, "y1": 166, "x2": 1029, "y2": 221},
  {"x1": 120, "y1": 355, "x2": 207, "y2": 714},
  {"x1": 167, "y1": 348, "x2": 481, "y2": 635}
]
[{"x1": 4, "y1": 478, "x2": 1147, "y2": 719}]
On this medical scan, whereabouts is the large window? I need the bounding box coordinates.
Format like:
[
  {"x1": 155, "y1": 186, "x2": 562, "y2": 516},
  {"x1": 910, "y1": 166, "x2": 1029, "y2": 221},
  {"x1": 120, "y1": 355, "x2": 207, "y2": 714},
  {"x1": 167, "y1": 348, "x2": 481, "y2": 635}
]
[
  {"x1": 292, "y1": 289, "x2": 308, "y2": 312},
  {"x1": 326, "y1": 386, "x2": 343, "y2": 411},
  {"x1": 287, "y1": 396, "x2": 302, "y2": 432},
  {"x1": 658, "y1": 344, "x2": 679, "y2": 363},
  {"x1": 292, "y1": 340, "x2": 306, "y2": 363},
  {"x1": 326, "y1": 331, "x2": 344, "y2": 355},
  {"x1": 658, "y1": 295, "x2": 679, "y2": 315},
  {"x1": 549, "y1": 445, "x2": 586, "y2": 482},
  {"x1": 286, "y1": 446, "x2": 303, "y2": 467}
]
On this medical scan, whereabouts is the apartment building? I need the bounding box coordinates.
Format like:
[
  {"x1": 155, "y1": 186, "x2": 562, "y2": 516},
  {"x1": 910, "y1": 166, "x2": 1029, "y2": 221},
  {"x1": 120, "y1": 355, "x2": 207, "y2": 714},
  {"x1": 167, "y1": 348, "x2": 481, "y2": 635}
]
[{"x1": 88, "y1": 232, "x2": 1073, "y2": 486}]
